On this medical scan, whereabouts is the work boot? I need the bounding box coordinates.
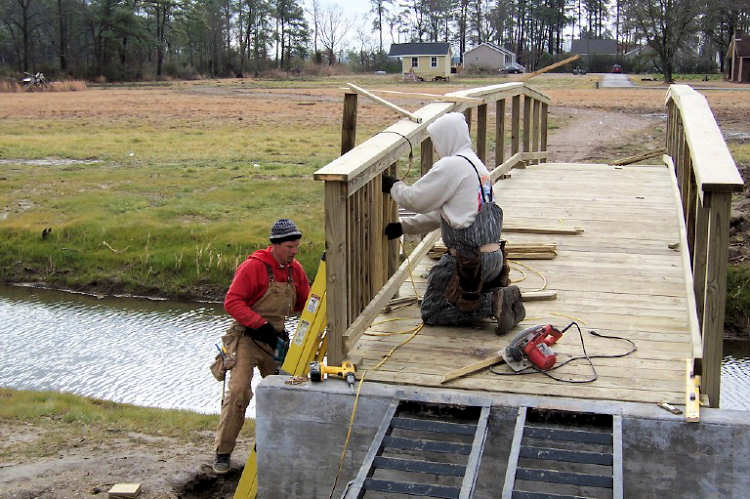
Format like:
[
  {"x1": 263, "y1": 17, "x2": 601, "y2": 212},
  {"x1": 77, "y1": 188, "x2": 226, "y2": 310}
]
[
  {"x1": 212, "y1": 453, "x2": 231, "y2": 474},
  {"x1": 494, "y1": 285, "x2": 524, "y2": 335}
]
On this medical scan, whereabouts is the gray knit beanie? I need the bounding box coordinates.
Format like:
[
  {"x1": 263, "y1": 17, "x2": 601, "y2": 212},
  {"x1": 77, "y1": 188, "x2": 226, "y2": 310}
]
[{"x1": 269, "y1": 218, "x2": 302, "y2": 243}]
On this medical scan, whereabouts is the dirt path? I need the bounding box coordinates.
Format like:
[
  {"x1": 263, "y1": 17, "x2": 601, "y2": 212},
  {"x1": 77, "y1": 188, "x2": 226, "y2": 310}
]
[{"x1": 547, "y1": 106, "x2": 664, "y2": 163}]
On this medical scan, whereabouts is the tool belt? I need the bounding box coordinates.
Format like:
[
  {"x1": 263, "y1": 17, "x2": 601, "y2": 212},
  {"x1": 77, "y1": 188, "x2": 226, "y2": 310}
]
[
  {"x1": 444, "y1": 246, "x2": 483, "y2": 312},
  {"x1": 209, "y1": 323, "x2": 244, "y2": 381},
  {"x1": 447, "y1": 242, "x2": 500, "y2": 256},
  {"x1": 444, "y1": 241, "x2": 508, "y2": 312}
]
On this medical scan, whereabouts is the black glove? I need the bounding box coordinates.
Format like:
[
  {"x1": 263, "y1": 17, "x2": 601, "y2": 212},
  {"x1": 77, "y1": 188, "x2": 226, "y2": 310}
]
[
  {"x1": 384, "y1": 222, "x2": 403, "y2": 240},
  {"x1": 245, "y1": 322, "x2": 279, "y2": 347},
  {"x1": 382, "y1": 175, "x2": 399, "y2": 194}
]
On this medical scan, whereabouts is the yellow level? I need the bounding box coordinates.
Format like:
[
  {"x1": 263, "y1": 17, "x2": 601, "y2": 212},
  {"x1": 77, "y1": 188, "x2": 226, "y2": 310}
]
[{"x1": 234, "y1": 254, "x2": 328, "y2": 499}]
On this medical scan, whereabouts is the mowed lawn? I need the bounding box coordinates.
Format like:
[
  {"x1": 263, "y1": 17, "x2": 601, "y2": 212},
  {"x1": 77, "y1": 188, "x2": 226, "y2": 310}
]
[{"x1": 1, "y1": 74, "x2": 747, "y2": 299}]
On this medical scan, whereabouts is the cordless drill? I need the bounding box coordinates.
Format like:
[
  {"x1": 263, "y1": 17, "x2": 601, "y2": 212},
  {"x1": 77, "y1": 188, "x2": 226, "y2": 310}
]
[{"x1": 309, "y1": 361, "x2": 356, "y2": 387}]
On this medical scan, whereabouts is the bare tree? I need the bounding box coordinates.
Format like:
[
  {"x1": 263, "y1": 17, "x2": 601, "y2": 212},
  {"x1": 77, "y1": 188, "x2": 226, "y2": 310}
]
[
  {"x1": 318, "y1": 4, "x2": 349, "y2": 64},
  {"x1": 624, "y1": 0, "x2": 701, "y2": 82}
]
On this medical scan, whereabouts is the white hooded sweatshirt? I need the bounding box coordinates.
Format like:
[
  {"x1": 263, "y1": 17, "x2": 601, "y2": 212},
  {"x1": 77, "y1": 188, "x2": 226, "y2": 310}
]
[{"x1": 391, "y1": 112, "x2": 494, "y2": 234}]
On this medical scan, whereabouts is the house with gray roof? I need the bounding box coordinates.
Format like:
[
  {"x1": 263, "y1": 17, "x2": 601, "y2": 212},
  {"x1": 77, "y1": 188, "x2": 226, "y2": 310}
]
[
  {"x1": 463, "y1": 42, "x2": 516, "y2": 71},
  {"x1": 388, "y1": 42, "x2": 452, "y2": 80}
]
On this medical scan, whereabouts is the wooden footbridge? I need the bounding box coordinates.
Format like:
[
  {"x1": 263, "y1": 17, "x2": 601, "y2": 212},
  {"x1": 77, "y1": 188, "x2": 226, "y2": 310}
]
[{"x1": 313, "y1": 81, "x2": 743, "y2": 415}]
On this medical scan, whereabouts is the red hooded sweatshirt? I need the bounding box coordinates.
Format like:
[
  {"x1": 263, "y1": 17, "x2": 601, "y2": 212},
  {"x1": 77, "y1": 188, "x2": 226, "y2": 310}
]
[{"x1": 224, "y1": 247, "x2": 310, "y2": 329}]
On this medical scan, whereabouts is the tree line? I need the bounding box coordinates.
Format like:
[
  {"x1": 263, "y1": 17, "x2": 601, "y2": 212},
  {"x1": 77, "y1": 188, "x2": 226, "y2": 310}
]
[{"x1": 0, "y1": 0, "x2": 748, "y2": 82}]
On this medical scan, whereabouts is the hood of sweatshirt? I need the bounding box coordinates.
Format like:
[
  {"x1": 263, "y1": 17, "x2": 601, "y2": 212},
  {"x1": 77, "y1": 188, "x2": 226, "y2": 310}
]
[
  {"x1": 249, "y1": 247, "x2": 281, "y2": 267},
  {"x1": 427, "y1": 112, "x2": 473, "y2": 159}
]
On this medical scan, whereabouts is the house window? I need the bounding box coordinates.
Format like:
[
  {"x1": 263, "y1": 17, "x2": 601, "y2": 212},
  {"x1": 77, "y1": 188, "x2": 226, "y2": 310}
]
[
  {"x1": 411, "y1": 57, "x2": 418, "y2": 68},
  {"x1": 431, "y1": 56, "x2": 438, "y2": 67}
]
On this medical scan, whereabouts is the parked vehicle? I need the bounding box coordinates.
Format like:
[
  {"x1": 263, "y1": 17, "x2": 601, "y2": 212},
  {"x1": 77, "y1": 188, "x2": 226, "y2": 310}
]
[
  {"x1": 572, "y1": 66, "x2": 587, "y2": 75},
  {"x1": 500, "y1": 62, "x2": 526, "y2": 74},
  {"x1": 611, "y1": 64, "x2": 623, "y2": 74}
]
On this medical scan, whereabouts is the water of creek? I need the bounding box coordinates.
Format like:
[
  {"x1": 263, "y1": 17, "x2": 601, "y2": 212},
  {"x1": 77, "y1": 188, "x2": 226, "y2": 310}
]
[{"x1": 1, "y1": 284, "x2": 748, "y2": 414}]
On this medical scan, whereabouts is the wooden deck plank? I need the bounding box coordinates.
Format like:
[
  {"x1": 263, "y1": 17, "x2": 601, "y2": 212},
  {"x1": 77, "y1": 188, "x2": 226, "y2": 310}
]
[{"x1": 350, "y1": 162, "x2": 693, "y2": 406}]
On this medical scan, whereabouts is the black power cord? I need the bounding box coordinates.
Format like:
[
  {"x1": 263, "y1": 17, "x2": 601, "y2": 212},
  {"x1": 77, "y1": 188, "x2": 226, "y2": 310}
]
[{"x1": 489, "y1": 322, "x2": 637, "y2": 383}]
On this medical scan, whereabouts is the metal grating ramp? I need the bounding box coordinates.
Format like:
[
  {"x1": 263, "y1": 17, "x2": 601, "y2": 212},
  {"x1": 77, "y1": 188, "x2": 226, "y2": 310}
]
[
  {"x1": 343, "y1": 398, "x2": 491, "y2": 498},
  {"x1": 503, "y1": 407, "x2": 623, "y2": 499}
]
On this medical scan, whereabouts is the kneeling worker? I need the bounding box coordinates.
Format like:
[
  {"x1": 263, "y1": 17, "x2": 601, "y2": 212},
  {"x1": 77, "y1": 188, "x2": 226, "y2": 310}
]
[
  {"x1": 212, "y1": 218, "x2": 310, "y2": 474},
  {"x1": 382, "y1": 112, "x2": 524, "y2": 332}
]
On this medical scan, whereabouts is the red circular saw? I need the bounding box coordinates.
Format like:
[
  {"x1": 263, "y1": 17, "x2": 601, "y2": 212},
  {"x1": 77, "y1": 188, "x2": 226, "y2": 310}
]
[{"x1": 502, "y1": 324, "x2": 563, "y2": 371}]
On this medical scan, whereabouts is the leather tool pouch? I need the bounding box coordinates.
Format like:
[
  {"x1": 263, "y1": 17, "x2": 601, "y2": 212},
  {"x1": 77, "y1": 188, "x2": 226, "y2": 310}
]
[
  {"x1": 444, "y1": 246, "x2": 483, "y2": 312},
  {"x1": 209, "y1": 323, "x2": 242, "y2": 381}
]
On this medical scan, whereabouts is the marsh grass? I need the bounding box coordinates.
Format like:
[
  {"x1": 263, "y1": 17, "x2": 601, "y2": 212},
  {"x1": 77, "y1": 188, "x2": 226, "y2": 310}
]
[
  {"x1": 0, "y1": 76, "x2": 746, "y2": 300},
  {"x1": 0, "y1": 388, "x2": 245, "y2": 459}
]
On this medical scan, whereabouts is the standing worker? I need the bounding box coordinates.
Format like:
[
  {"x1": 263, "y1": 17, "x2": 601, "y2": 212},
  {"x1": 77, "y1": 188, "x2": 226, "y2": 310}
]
[
  {"x1": 212, "y1": 218, "x2": 310, "y2": 474},
  {"x1": 382, "y1": 112, "x2": 525, "y2": 333}
]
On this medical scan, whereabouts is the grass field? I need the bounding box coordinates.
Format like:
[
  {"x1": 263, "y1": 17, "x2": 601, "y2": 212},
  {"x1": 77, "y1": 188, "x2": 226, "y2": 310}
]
[
  {"x1": 1, "y1": 73, "x2": 748, "y2": 300},
  {"x1": 0, "y1": 387, "x2": 242, "y2": 460}
]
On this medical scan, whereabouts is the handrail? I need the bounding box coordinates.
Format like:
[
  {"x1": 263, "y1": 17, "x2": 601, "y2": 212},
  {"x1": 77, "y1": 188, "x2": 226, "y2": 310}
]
[
  {"x1": 665, "y1": 84, "x2": 744, "y2": 408},
  {"x1": 315, "y1": 82, "x2": 551, "y2": 363},
  {"x1": 666, "y1": 85, "x2": 743, "y2": 196}
]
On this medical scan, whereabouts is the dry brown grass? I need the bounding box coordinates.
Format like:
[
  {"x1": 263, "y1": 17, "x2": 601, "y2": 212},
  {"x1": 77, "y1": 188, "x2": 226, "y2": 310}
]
[
  {"x1": 50, "y1": 80, "x2": 88, "y2": 91},
  {"x1": 0, "y1": 79, "x2": 87, "y2": 93},
  {"x1": 0, "y1": 79, "x2": 21, "y2": 92}
]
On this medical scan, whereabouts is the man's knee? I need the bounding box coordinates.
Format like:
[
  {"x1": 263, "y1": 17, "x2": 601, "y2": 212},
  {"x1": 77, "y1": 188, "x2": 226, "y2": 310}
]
[{"x1": 227, "y1": 386, "x2": 252, "y2": 410}]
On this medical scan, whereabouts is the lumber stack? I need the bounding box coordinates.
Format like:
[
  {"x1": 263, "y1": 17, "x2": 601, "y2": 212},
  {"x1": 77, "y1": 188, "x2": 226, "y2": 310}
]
[{"x1": 428, "y1": 242, "x2": 558, "y2": 260}]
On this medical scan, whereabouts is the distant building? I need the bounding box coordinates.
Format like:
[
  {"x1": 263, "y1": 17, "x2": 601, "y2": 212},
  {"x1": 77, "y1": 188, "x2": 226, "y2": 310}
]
[
  {"x1": 388, "y1": 43, "x2": 452, "y2": 81},
  {"x1": 571, "y1": 38, "x2": 617, "y2": 56},
  {"x1": 463, "y1": 42, "x2": 516, "y2": 71},
  {"x1": 726, "y1": 33, "x2": 750, "y2": 83}
]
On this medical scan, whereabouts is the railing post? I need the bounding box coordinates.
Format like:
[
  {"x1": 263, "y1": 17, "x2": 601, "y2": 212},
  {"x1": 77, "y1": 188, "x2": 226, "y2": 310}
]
[
  {"x1": 496, "y1": 99, "x2": 506, "y2": 166},
  {"x1": 540, "y1": 102, "x2": 548, "y2": 163},
  {"x1": 702, "y1": 191, "x2": 731, "y2": 408},
  {"x1": 325, "y1": 181, "x2": 349, "y2": 364},
  {"x1": 693, "y1": 194, "x2": 709, "y2": 326},
  {"x1": 386, "y1": 163, "x2": 399, "y2": 277},
  {"x1": 511, "y1": 95, "x2": 520, "y2": 155},
  {"x1": 477, "y1": 103, "x2": 487, "y2": 164},
  {"x1": 341, "y1": 92, "x2": 358, "y2": 155},
  {"x1": 532, "y1": 99, "x2": 540, "y2": 164},
  {"x1": 523, "y1": 96, "x2": 532, "y2": 157},
  {"x1": 421, "y1": 137, "x2": 433, "y2": 175}
]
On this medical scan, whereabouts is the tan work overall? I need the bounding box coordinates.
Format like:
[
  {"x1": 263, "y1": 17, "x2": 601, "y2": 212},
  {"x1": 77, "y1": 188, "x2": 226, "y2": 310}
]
[{"x1": 214, "y1": 264, "x2": 295, "y2": 455}]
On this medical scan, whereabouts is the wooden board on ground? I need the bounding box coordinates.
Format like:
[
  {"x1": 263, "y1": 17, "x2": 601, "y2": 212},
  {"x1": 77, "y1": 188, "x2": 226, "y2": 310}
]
[{"x1": 108, "y1": 483, "x2": 141, "y2": 498}]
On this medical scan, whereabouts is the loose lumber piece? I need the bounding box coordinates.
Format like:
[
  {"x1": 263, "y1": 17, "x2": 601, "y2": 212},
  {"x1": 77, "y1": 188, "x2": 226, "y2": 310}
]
[
  {"x1": 108, "y1": 483, "x2": 141, "y2": 498},
  {"x1": 610, "y1": 148, "x2": 666, "y2": 166},
  {"x1": 502, "y1": 224, "x2": 584, "y2": 235},
  {"x1": 441, "y1": 352, "x2": 503, "y2": 384},
  {"x1": 366, "y1": 88, "x2": 481, "y2": 103},
  {"x1": 347, "y1": 82, "x2": 422, "y2": 123},
  {"x1": 428, "y1": 242, "x2": 558, "y2": 260},
  {"x1": 521, "y1": 290, "x2": 557, "y2": 301},
  {"x1": 520, "y1": 55, "x2": 581, "y2": 81},
  {"x1": 384, "y1": 296, "x2": 419, "y2": 313}
]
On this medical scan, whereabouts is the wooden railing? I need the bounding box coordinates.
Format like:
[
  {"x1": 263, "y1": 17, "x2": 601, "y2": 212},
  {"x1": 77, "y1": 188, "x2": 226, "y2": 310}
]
[
  {"x1": 665, "y1": 84, "x2": 744, "y2": 408},
  {"x1": 314, "y1": 82, "x2": 551, "y2": 364}
]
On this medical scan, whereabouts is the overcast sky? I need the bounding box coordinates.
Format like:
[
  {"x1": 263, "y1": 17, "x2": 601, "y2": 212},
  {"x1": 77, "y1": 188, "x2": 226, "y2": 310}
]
[{"x1": 311, "y1": 0, "x2": 388, "y2": 51}]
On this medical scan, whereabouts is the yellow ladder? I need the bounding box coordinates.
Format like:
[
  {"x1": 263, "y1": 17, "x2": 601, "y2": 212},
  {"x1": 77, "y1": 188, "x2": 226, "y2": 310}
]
[{"x1": 233, "y1": 254, "x2": 328, "y2": 499}]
